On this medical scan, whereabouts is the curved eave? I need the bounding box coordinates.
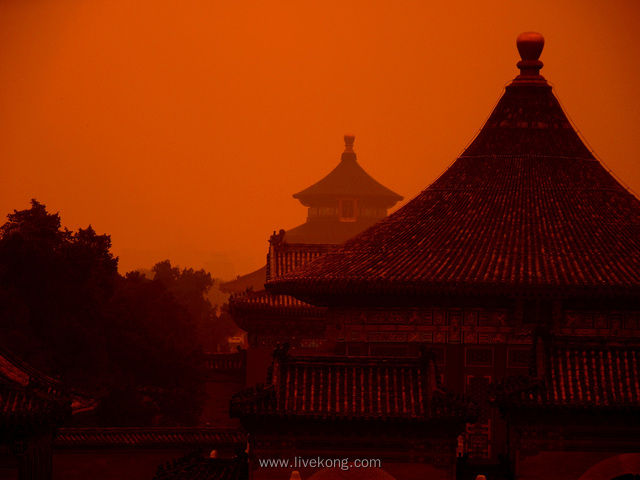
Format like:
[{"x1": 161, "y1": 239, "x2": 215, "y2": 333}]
[
  {"x1": 230, "y1": 410, "x2": 471, "y2": 424},
  {"x1": 293, "y1": 159, "x2": 403, "y2": 206},
  {"x1": 294, "y1": 192, "x2": 403, "y2": 209},
  {"x1": 230, "y1": 302, "x2": 327, "y2": 319},
  {"x1": 269, "y1": 277, "x2": 640, "y2": 304}
]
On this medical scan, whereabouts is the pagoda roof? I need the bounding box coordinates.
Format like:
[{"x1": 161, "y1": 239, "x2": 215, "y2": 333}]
[
  {"x1": 495, "y1": 343, "x2": 640, "y2": 412},
  {"x1": 230, "y1": 352, "x2": 473, "y2": 422},
  {"x1": 282, "y1": 219, "x2": 381, "y2": 245},
  {"x1": 269, "y1": 33, "x2": 640, "y2": 301},
  {"x1": 293, "y1": 135, "x2": 403, "y2": 206},
  {"x1": 219, "y1": 265, "x2": 267, "y2": 294},
  {"x1": 229, "y1": 289, "x2": 326, "y2": 318},
  {"x1": 0, "y1": 384, "x2": 69, "y2": 428}
]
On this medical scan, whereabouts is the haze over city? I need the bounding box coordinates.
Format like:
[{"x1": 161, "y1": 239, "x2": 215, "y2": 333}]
[{"x1": 2, "y1": 0, "x2": 639, "y2": 277}]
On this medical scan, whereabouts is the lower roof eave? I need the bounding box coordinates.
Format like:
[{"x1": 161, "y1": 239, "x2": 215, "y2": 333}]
[
  {"x1": 269, "y1": 278, "x2": 640, "y2": 305},
  {"x1": 233, "y1": 412, "x2": 472, "y2": 426}
]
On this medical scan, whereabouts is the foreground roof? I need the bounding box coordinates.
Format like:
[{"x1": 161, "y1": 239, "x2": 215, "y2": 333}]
[
  {"x1": 229, "y1": 289, "x2": 325, "y2": 318},
  {"x1": 0, "y1": 343, "x2": 95, "y2": 430},
  {"x1": 231, "y1": 351, "x2": 472, "y2": 422},
  {"x1": 269, "y1": 33, "x2": 640, "y2": 301},
  {"x1": 53, "y1": 427, "x2": 245, "y2": 449},
  {"x1": 495, "y1": 343, "x2": 640, "y2": 412}
]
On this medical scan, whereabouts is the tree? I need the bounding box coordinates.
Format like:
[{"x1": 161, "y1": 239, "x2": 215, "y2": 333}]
[
  {"x1": 99, "y1": 271, "x2": 205, "y2": 426},
  {"x1": 0, "y1": 200, "x2": 205, "y2": 426},
  {"x1": 151, "y1": 260, "x2": 238, "y2": 352}
]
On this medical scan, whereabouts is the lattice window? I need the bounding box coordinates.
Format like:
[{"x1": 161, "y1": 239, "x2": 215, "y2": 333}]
[
  {"x1": 339, "y1": 199, "x2": 357, "y2": 222},
  {"x1": 465, "y1": 347, "x2": 493, "y2": 366},
  {"x1": 507, "y1": 347, "x2": 531, "y2": 368}
]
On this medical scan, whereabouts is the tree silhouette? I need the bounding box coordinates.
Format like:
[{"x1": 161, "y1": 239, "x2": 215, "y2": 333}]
[
  {"x1": 0, "y1": 200, "x2": 205, "y2": 426},
  {"x1": 151, "y1": 259, "x2": 239, "y2": 352}
]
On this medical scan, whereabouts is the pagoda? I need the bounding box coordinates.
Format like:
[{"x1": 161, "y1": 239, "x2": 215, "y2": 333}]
[
  {"x1": 266, "y1": 33, "x2": 640, "y2": 479},
  {"x1": 286, "y1": 133, "x2": 403, "y2": 245},
  {"x1": 222, "y1": 134, "x2": 402, "y2": 293},
  {"x1": 230, "y1": 135, "x2": 402, "y2": 385}
]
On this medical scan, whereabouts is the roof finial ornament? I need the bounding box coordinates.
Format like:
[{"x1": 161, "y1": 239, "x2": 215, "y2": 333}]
[
  {"x1": 516, "y1": 32, "x2": 544, "y2": 77},
  {"x1": 341, "y1": 133, "x2": 357, "y2": 161},
  {"x1": 344, "y1": 134, "x2": 355, "y2": 153},
  {"x1": 511, "y1": 32, "x2": 548, "y2": 86}
]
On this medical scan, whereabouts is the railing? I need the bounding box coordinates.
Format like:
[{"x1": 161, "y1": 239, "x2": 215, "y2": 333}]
[{"x1": 202, "y1": 351, "x2": 247, "y2": 372}]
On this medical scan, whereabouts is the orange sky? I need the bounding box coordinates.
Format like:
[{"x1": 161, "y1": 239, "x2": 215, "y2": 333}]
[{"x1": 1, "y1": 0, "x2": 639, "y2": 278}]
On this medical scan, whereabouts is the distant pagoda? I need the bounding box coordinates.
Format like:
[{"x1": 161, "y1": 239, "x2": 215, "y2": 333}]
[
  {"x1": 286, "y1": 133, "x2": 403, "y2": 245},
  {"x1": 229, "y1": 135, "x2": 402, "y2": 384},
  {"x1": 266, "y1": 134, "x2": 403, "y2": 279},
  {"x1": 221, "y1": 135, "x2": 402, "y2": 291}
]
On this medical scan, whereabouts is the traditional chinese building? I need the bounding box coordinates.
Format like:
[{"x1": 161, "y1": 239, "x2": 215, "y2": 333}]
[
  {"x1": 230, "y1": 135, "x2": 403, "y2": 385},
  {"x1": 493, "y1": 339, "x2": 640, "y2": 480},
  {"x1": 264, "y1": 32, "x2": 640, "y2": 479},
  {"x1": 231, "y1": 346, "x2": 474, "y2": 480}
]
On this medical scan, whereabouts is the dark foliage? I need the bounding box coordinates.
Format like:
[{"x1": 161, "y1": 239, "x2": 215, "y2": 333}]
[
  {"x1": 151, "y1": 260, "x2": 240, "y2": 352},
  {"x1": 0, "y1": 200, "x2": 206, "y2": 426}
]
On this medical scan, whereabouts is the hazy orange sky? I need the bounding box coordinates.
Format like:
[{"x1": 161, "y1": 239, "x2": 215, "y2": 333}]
[{"x1": 2, "y1": 0, "x2": 639, "y2": 278}]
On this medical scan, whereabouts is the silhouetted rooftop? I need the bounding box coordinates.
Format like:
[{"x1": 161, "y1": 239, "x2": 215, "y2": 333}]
[
  {"x1": 269, "y1": 33, "x2": 640, "y2": 301},
  {"x1": 495, "y1": 343, "x2": 640, "y2": 411},
  {"x1": 54, "y1": 427, "x2": 245, "y2": 449},
  {"x1": 229, "y1": 289, "x2": 325, "y2": 318},
  {"x1": 231, "y1": 353, "x2": 473, "y2": 422},
  {"x1": 293, "y1": 134, "x2": 403, "y2": 207},
  {"x1": 219, "y1": 265, "x2": 267, "y2": 294},
  {"x1": 0, "y1": 343, "x2": 95, "y2": 427}
]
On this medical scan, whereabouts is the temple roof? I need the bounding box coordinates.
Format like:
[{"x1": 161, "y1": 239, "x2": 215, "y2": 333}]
[
  {"x1": 54, "y1": 427, "x2": 245, "y2": 449},
  {"x1": 269, "y1": 33, "x2": 640, "y2": 301},
  {"x1": 282, "y1": 219, "x2": 379, "y2": 245},
  {"x1": 0, "y1": 343, "x2": 95, "y2": 429},
  {"x1": 231, "y1": 352, "x2": 472, "y2": 422},
  {"x1": 293, "y1": 135, "x2": 403, "y2": 207},
  {"x1": 0, "y1": 384, "x2": 69, "y2": 428},
  {"x1": 219, "y1": 265, "x2": 267, "y2": 294},
  {"x1": 495, "y1": 343, "x2": 640, "y2": 412},
  {"x1": 229, "y1": 289, "x2": 325, "y2": 318}
]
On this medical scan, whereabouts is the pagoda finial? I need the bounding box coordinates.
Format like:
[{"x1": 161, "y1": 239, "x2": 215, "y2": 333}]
[
  {"x1": 344, "y1": 134, "x2": 355, "y2": 153},
  {"x1": 341, "y1": 133, "x2": 357, "y2": 161},
  {"x1": 511, "y1": 32, "x2": 547, "y2": 86},
  {"x1": 516, "y1": 32, "x2": 544, "y2": 76}
]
